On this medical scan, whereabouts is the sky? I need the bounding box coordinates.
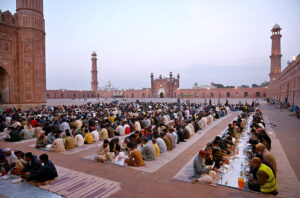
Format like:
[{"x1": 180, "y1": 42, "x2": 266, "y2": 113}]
[{"x1": 1, "y1": 0, "x2": 300, "y2": 90}]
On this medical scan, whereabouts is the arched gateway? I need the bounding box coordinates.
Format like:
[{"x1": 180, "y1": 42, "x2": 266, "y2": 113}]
[{"x1": 0, "y1": 66, "x2": 9, "y2": 104}]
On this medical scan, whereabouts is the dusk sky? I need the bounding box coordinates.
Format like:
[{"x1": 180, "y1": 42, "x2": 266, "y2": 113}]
[{"x1": 2, "y1": 0, "x2": 300, "y2": 90}]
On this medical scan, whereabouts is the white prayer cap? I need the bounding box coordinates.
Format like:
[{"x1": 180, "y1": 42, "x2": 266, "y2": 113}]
[{"x1": 3, "y1": 148, "x2": 11, "y2": 151}]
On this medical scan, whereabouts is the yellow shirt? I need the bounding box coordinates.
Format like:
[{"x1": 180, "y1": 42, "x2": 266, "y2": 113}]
[
  {"x1": 108, "y1": 116, "x2": 114, "y2": 124},
  {"x1": 84, "y1": 132, "x2": 93, "y2": 144},
  {"x1": 154, "y1": 143, "x2": 160, "y2": 156}
]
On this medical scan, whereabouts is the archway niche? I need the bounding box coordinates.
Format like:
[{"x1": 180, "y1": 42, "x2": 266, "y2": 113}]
[{"x1": 0, "y1": 66, "x2": 9, "y2": 104}]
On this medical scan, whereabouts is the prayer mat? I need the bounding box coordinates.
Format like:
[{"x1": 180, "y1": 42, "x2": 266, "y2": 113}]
[{"x1": 40, "y1": 166, "x2": 121, "y2": 198}]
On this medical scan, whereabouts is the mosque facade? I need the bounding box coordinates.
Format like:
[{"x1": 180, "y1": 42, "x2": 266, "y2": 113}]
[{"x1": 0, "y1": 0, "x2": 298, "y2": 106}]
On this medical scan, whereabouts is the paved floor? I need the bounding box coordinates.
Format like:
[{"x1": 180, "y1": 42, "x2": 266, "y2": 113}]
[
  {"x1": 1, "y1": 105, "x2": 300, "y2": 198},
  {"x1": 262, "y1": 106, "x2": 300, "y2": 181}
]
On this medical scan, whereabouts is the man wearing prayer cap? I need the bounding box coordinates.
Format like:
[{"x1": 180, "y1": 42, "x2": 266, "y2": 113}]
[
  {"x1": 3, "y1": 148, "x2": 18, "y2": 170},
  {"x1": 255, "y1": 143, "x2": 277, "y2": 176}
]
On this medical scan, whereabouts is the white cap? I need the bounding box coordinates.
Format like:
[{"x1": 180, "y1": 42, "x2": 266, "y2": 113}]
[{"x1": 3, "y1": 148, "x2": 11, "y2": 151}]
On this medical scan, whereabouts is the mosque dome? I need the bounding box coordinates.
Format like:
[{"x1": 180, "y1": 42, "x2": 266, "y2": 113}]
[
  {"x1": 273, "y1": 24, "x2": 280, "y2": 29},
  {"x1": 271, "y1": 24, "x2": 281, "y2": 32}
]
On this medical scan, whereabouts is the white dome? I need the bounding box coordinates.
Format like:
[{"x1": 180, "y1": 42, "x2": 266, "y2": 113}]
[
  {"x1": 91, "y1": 51, "x2": 97, "y2": 56},
  {"x1": 272, "y1": 24, "x2": 280, "y2": 29}
]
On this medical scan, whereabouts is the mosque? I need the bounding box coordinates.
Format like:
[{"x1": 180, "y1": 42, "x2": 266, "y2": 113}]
[{"x1": 0, "y1": 0, "x2": 299, "y2": 107}]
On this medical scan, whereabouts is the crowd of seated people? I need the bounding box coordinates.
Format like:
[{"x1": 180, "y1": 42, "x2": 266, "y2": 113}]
[
  {"x1": 192, "y1": 106, "x2": 278, "y2": 195},
  {"x1": 0, "y1": 100, "x2": 234, "y2": 151},
  {"x1": 88, "y1": 101, "x2": 237, "y2": 166},
  {"x1": 0, "y1": 147, "x2": 58, "y2": 185},
  {"x1": 191, "y1": 110, "x2": 249, "y2": 184},
  {"x1": 1, "y1": 101, "x2": 255, "y2": 168}
]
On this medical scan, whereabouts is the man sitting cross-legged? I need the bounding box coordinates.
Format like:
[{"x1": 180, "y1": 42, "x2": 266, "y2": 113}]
[
  {"x1": 125, "y1": 142, "x2": 145, "y2": 167},
  {"x1": 192, "y1": 150, "x2": 213, "y2": 184},
  {"x1": 31, "y1": 154, "x2": 58, "y2": 184},
  {"x1": 95, "y1": 139, "x2": 114, "y2": 163}
]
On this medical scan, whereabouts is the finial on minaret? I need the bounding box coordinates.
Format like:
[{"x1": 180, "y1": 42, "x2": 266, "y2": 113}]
[{"x1": 92, "y1": 51, "x2": 97, "y2": 58}]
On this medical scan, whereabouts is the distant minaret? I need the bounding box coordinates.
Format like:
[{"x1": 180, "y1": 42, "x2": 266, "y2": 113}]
[
  {"x1": 269, "y1": 24, "x2": 282, "y2": 84},
  {"x1": 91, "y1": 51, "x2": 98, "y2": 92}
]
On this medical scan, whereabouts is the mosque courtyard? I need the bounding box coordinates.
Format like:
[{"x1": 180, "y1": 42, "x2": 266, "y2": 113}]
[{"x1": 1, "y1": 98, "x2": 300, "y2": 198}]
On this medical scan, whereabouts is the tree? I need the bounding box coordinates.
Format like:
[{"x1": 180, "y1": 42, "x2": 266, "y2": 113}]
[
  {"x1": 260, "y1": 81, "x2": 269, "y2": 87},
  {"x1": 240, "y1": 85, "x2": 250, "y2": 88},
  {"x1": 214, "y1": 83, "x2": 225, "y2": 88},
  {"x1": 252, "y1": 84, "x2": 259, "y2": 88}
]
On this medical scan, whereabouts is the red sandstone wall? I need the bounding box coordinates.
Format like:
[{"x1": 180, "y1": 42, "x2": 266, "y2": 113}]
[
  {"x1": 267, "y1": 55, "x2": 300, "y2": 107},
  {"x1": 0, "y1": 11, "x2": 18, "y2": 104},
  {"x1": 46, "y1": 90, "x2": 95, "y2": 99},
  {"x1": 0, "y1": 0, "x2": 46, "y2": 105},
  {"x1": 174, "y1": 87, "x2": 266, "y2": 98}
]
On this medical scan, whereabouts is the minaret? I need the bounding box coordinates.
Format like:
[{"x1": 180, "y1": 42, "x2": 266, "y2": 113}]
[
  {"x1": 169, "y1": 72, "x2": 173, "y2": 80},
  {"x1": 16, "y1": 0, "x2": 46, "y2": 103},
  {"x1": 150, "y1": 73, "x2": 154, "y2": 96},
  {"x1": 177, "y1": 74, "x2": 180, "y2": 87},
  {"x1": 91, "y1": 51, "x2": 98, "y2": 92},
  {"x1": 150, "y1": 73, "x2": 154, "y2": 88},
  {"x1": 269, "y1": 24, "x2": 282, "y2": 84}
]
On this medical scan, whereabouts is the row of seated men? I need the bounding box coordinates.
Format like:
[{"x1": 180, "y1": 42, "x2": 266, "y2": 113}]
[{"x1": 0, "y1": 148, "x2": 57, "y2": 185}]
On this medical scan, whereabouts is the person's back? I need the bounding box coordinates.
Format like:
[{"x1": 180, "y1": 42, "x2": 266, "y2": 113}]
[
  {"x1": 153, "y1": 143, "x2": 160, "y2": 156},
  {"x1": 85, "y1": 132, "x2": 94, "y2": 144},
  {"x1": 163, "y1": 135, "x2": 172, "y2": 151},
  {"x1": 50, "y1": 138, "x2": 65, "y2": 152},
  {"x1": 142, "y1": 141, "x2": 156, "y2": 161},
  {"x1": 116, "y1": 125, "x2": 125, "y2": 136},
  {"x1": 75, "y1": 119, "x2": 82, "y2": 129},
  {"x1": 186, "y1": 125, "x2": 194, "y2": 137},
  {"x1": 74, "y1": 134, "x2": 84, "y2": 147},
  {"x1": 124, "y1": 124, "x2": 130, "y2": 135},
  {"x1": 21, "y1": 128, "x2": 33, "y2": 140},
  {"x1": 135, "y1": 121, "x2": 141, "y2": 132},
  {"x1": 156, "y1": 137, "x2": 167, "y2": 153},
  {"x1": 99, "y1": 128, "x2": 108, "y2": 140},
  {"x1": 171, "y1": 132, "x2": 178, "y2": 145},
  {"x1": 166, "y1": 133, "x2": 175, "y2": 149},
  {"x1": 91, "y1": 130, "x2": 99, "y2": 142},
  {"x1": 107, "y1": 126, "x2": 114, "y2": 138},
  {"x1": 65, "y1": 136, "x2": 75, "y2": 150},
  {"x1": 9, "y1": 129, "x2": 22, "y2": 142},
  {"x1": 128, "y1": 149, "x2": 145, "y2": 166},
  {"x1": 263, "y1": 150, "x2": 277, "y2": 175},
  {"x1": 183, "y1": 127, "x2": 190, "y2": 139},
  {"x1": 47, "y1": 133, "x2": 55, "y2": 144},
  {"x1": 34, "y1": 126, "x2": 43, "y2": 138}
]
